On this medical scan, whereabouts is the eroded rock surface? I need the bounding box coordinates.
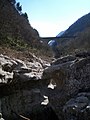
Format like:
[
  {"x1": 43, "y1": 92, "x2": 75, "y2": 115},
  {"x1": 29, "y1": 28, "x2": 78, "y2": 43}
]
[{"x1": 0, "y1": 52, "x2": 90, "y2": 120}]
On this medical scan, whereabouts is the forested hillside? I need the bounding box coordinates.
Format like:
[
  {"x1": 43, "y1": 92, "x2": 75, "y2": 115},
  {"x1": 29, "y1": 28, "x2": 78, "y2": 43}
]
[
  {"x1": 63, "y1": 12, "x2": 90, "y2": 36},
  {"x1": 0, "y1": 0, "x2": 51, "y2": 59},
  {"x1": 0, "y1": 0, "x2": 40, "y2": 47},
  {"x1": 57, "y1": 13, "x2": 90, "y2": 55}
]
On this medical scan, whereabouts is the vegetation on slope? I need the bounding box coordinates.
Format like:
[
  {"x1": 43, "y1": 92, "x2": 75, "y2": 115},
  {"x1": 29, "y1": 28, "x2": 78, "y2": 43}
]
[
  {"x1": 0, "y1": 0, "x2": 52, "y2": 60},
  {"x1": 57, "y1": 13, "x2": 90, "y2": 55}
]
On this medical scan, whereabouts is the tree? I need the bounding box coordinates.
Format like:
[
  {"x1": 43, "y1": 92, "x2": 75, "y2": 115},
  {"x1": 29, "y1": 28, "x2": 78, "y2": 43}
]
[
  {"x1": 16, "y1": 2, "x2": 22, "y2": 13},
  {"x1": 23, "y1": 12, "x2": 28, "y2": 19},
  {"x1": 21, "y1": 12, "x2": 29, "y2": 22},
  {"x1": 16, "y1": 2, "x2": 20, "y2": 7},
  {"x1": 18, "y1": 5, "x2": 22, "y2": 12}
]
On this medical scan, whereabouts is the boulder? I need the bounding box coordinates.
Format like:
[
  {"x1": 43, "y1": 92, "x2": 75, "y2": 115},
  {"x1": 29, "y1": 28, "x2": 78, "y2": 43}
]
[
  {"x1": 0, "y1": 51, "x2": 90, "y2": 120},
  {"x1": 63, "y1": 92, "x2": 90, "y2": 120},
  {"x1": 51, "y1": 55, "x2": 76, "y2": 65}
]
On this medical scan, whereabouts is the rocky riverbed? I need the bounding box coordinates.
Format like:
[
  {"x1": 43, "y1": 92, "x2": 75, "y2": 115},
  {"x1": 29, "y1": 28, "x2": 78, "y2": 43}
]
[{"x1": 0, "y1": 51, "x2": 90, "y2": 120}]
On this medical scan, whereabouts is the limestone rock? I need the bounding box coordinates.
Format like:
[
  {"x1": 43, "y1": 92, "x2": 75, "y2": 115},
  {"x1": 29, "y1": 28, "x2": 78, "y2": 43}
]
[
  {"x1": 63, "y1": 92, "x2": 90, "y2": 120},
  {"x1": 0, "y1": 51, "x2": 90, "y2": 120}
]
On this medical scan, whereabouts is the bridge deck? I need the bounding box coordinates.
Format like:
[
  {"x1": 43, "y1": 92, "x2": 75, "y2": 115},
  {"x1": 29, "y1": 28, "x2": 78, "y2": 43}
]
[{"x1": 40, "y1": 36, "x2": 77, "y2": 40}]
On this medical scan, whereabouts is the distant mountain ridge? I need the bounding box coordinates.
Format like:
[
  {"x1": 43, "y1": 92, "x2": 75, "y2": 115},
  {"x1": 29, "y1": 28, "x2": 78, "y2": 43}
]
[
  {"x1": 56, "y1": 31, "x2": 65, "y2": 37},
  {"x1": 62, "y1": 12, "x2": 90, "y2": 36},
  {"x1": 57, "y1": 12, "x2": 90, "y2": 55}
]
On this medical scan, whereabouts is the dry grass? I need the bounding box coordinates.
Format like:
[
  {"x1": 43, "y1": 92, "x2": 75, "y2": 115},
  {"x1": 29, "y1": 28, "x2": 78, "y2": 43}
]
[{"x1": 0, "y1": 46, "x2": 53, "y2": 62}]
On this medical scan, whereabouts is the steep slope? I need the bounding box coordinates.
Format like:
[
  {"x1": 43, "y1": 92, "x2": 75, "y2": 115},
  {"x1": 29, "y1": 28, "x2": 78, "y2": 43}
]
[
  {"x1": 0, "y1": 0, "x2": 52, "y2": 60},
  {"x1": 57, "y1": 13, "x2": 90, "y2": 55},
  {"x1": 63, "y1": 12, "x2": 90, "y2": 36},
  {"x1": 56, "y1": 31, "x2": 65, "y2": 37},
  {"x1": 0, "y1": 0, "x2": 40, "y2": 48}
]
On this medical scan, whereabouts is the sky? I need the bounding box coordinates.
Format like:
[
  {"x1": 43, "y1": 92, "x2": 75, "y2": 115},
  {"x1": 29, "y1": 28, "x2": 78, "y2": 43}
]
[{"x1": 17, "y1": 0, "x2": 90, "y2": 37}]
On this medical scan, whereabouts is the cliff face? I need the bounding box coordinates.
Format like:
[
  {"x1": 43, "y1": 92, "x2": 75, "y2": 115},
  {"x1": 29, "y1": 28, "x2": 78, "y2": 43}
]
[
  {"x1": 0, "y1": 51, "x2": 90, "y2": 120},
  {"x1": 0, "y1": 0, "x2": 40, "y2": 47}
]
